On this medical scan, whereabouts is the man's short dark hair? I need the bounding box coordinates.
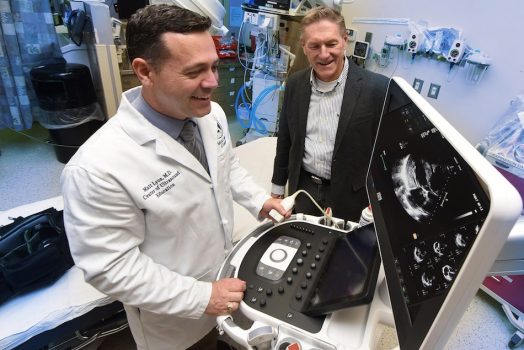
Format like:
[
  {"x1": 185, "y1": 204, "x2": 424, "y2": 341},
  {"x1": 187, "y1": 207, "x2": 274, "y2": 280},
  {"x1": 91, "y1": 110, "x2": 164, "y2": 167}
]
[
  {"x1": 300, "y1": 6, "x2": 346, "y2": 40},
  {"x1": 126, "y1": 4, "x2": 211, "y2": 69}
]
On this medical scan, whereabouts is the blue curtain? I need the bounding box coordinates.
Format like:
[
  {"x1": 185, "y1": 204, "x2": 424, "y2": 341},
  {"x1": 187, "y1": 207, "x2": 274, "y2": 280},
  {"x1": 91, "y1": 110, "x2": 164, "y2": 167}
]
[{"x1": 0, "y1": 0, "x2": 64, "y2": 131}]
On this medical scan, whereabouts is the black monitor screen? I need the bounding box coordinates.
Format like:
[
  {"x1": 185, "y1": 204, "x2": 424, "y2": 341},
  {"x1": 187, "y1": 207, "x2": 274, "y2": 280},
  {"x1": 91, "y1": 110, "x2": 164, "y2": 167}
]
[
  {"x1": 366, "y1": 79, "x2": 490, "y2": 349},
  {"x1": 254, "y1": 0, "x2": 291, "y2": 11},
  {"x1": 304, "y1": 224, "x2": 381, "y2": 316}
]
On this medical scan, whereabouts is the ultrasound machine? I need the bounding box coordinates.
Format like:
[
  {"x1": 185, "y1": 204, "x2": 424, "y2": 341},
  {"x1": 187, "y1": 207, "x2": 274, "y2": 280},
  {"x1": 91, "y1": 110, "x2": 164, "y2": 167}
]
[{"x1": 216, "y1": 77, "x2": 523, "y2": 350}]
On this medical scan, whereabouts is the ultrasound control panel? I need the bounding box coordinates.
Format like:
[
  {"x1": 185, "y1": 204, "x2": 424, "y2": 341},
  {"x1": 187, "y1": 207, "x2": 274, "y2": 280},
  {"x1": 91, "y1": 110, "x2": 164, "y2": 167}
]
[
  {"x1": 238, "y1": 221, "x2": 338, "y2": 333},
  {"x1": 256, "y1": 236, "x2": 301, "y2": 281}
]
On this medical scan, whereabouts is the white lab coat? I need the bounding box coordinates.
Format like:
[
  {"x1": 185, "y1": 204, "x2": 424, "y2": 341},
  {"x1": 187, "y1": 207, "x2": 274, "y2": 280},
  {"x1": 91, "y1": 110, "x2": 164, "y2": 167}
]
[{"x1": 61, "y1": 87, "x2": 269, "y2": 349}]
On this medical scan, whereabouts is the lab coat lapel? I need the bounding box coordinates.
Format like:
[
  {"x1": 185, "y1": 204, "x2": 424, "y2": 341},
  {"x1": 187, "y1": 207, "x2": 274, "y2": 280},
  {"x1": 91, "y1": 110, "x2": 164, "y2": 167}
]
[
  {"x1": 194, "y1": 117, "x2": 217, "y2": 183},
  {"x1": 155, "y1": 134, "x2": 210, "y2": 180},
  {"x1": 118, "y1": 90, "x2": 210, "y2": 180}
]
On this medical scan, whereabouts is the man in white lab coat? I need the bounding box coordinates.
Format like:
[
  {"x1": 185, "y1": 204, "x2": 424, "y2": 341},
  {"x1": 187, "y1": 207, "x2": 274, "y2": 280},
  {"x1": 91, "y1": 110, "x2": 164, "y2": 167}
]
[{"x1": 61, "y1": 5, "x2": 288, "y2": 349}]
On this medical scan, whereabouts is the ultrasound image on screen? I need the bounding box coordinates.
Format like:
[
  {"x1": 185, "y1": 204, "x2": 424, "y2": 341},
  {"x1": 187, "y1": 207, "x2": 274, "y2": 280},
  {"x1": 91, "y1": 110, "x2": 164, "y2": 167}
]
[
  {"x1": 369, "y1": 101, "x2": 490, "y2": 320},
  {"x1": 391, "y1": 154, "x2": 452, "y2": 223}
]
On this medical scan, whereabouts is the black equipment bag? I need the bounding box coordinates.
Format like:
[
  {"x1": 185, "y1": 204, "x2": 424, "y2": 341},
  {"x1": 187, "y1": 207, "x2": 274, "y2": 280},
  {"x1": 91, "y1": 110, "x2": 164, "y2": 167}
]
[{"x1": 0, "y1": 207, "x2": 74, "y2": 305}]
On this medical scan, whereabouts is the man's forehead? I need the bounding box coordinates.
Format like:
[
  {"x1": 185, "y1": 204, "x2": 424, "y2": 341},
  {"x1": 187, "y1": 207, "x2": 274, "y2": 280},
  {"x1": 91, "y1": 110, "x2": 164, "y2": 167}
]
[
  {"x1": 161, "y1": 31, "x2": 217, "y2": 61},
  {"x1": 303, "y1": 31, "x2": 345, "y2": 43},
  {"x1": 302, "y1": 20, "x2": 345, "y2": 40}
]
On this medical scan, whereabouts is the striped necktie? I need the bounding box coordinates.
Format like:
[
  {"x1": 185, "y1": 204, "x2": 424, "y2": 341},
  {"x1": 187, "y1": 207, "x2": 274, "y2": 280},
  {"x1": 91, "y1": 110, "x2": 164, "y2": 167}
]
[{"x1": 179, "y1": 120, "x2": 209, "y2": 173}]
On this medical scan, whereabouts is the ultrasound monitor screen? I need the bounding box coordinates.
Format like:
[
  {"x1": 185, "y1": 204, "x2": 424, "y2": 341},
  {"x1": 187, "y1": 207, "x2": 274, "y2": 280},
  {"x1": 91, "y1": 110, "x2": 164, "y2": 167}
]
[
  {"x1": 304, "y1": 224, "x2": 380, "y2": 316},
  {"x1": 366, "y1": 79, "x2": 490, "y2": 349}
]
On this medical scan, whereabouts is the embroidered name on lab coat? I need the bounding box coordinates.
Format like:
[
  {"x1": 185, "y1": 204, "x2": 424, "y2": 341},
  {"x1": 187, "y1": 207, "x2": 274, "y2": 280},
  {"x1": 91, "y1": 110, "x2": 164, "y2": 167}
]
[
  {"x1": 217, "y1": 121, "x2": 226, "y2": 149},
  {"x1": 142, "y1": 170, "x2": 181, "y2": 200}
]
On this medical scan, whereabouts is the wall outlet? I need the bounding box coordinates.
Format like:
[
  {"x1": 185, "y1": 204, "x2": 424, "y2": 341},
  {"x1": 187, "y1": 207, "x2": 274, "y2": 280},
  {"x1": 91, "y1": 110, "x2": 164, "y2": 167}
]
[
  {"x1": 243, "y1": 11, "x2": 259, "y2": 25},
  {"x1": 413, "y1": 78, "x2": 424, "y2": 93},
  {"x1": 428, "y1": 83, "x2": 441, "y2": 99},
  {"x1": 407, "y1": 32, "x2": 421, "y2": 53},
  {"x1": 346, "y1": 28, "x2": 357, "y2": 42}
]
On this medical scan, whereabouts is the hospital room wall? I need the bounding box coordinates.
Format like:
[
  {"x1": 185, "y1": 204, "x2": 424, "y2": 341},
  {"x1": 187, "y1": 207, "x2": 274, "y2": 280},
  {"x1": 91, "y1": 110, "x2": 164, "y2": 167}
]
[{"x1": 341, "y1": 0, "x2": 524, "y2": 144}]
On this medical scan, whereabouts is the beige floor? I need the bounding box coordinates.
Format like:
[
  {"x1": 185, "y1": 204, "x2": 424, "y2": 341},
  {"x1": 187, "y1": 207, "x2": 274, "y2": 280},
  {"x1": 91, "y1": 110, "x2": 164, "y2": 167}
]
[{"x1": 84, "y1": 290, "x2": 515, "y2": 350}]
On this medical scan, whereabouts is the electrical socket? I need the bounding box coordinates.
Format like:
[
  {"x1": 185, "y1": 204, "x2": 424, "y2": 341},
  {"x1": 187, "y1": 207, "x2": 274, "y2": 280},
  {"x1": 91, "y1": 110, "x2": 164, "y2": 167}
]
[
  {"x1": 243, "y1": 11, "x2": 259, "y2": 25},
  {"x1": 346, "y1": 28, "x2": 357, "y2": 42},
  {"x1": 413, "y1": 78, "x2": 424, "y2": 93},
  {"x1": 428, "y1": 83, "x2": 441, "y2": 99}
]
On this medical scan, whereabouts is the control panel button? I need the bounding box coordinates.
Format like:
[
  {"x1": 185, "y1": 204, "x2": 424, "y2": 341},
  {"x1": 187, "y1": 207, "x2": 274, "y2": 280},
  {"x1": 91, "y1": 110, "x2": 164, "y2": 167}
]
[{"x1": 270, "y1": 248, "x2": 287, "y2": 262}]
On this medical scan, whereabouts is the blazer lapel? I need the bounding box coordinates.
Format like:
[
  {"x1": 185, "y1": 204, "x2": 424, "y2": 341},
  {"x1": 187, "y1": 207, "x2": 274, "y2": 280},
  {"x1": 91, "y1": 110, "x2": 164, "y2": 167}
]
[
  {"x1": 334, "y1": 59, "x2": 363, "y2": 156},
  {"x1": 297, "y1": 70, "x2": 313, "y2": 143}
]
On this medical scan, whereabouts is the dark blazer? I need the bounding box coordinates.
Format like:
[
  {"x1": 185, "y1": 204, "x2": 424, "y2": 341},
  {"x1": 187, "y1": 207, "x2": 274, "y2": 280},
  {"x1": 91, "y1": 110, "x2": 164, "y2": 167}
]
[{"x1": 272, "y1": 58, "x2": 389, "y2": 222}]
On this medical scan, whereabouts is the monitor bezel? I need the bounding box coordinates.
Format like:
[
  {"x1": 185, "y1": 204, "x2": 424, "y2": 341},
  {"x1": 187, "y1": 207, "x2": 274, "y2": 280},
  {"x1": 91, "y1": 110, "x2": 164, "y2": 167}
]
[{"x1": 366, "y1": 77, "x2": 522, "y2": 350}]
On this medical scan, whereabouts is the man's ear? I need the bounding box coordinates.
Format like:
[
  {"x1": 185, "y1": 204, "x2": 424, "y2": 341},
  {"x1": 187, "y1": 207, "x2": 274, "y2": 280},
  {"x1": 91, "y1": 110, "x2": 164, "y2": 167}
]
[{"x1": 132, "y1": 58, "x2": 153, "y2": 86}]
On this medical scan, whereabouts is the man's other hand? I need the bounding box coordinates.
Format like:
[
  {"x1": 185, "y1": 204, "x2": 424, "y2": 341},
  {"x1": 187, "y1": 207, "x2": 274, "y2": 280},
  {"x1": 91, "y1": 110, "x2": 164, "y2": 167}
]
[
  {"x1": 259, "y1": 197, "x2": 292, "y2": 222},
  {"x1": 205, "y1": 278, "x2": 246, "y2": 316}
]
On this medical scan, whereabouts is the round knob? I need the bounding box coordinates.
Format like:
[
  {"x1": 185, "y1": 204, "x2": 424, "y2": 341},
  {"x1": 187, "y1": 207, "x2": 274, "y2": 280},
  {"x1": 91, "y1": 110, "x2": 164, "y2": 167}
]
[{"x1": 270, "y1": 248, "x2": 287, "y2": 262}]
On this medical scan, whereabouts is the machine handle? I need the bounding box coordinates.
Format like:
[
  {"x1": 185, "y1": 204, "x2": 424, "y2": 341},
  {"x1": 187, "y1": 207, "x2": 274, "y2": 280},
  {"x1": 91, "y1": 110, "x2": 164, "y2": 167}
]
[{"x1": 217, "y1": 315, "x2": 277, "y2": 349}]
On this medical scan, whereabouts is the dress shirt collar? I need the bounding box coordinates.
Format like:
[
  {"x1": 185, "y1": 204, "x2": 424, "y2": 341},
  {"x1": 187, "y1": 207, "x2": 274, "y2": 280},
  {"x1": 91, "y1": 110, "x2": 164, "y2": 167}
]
[
  {"x1": 131, "y1": 93, "x2": 186, "y2": 139},
  {"x1": 309, "y1": 57, "x2": 349, "y2": 93}
]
